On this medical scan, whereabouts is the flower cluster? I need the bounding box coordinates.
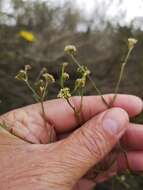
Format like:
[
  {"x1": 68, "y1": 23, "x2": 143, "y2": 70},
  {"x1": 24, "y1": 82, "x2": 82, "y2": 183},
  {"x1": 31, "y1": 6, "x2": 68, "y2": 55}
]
[
  {"x1": 64, "y1": 45, "x2": 77, "y2": 55},
  {"x1": 75, "y1": 66, "x2": 90, "y2": 90},
  {"x1": 128, "y1": 38, "x2": 138, "y2": 49},
  {"x1": 42, "y1": 73, "x2": 55, "y2": 83},
  {"x1": 57, "y1": 87, "x2": 71, "y2": 99},
  {"x1": 35, "y1": 72, "x2": 55, "y2": 98},
  {"x1": 15, "y1": 65, "x2": 55, "y2": 102},
  {"x1": 15, "y1": 64, "x2": 31, "y2": 82}
]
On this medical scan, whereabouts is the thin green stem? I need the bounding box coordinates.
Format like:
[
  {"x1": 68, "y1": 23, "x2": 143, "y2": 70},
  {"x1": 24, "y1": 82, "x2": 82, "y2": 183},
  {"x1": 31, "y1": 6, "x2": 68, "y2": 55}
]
[
  {"x1": 40, "y1": 100, "x2": 54, "y2": 143},
  {"x1": 59, "y1": 64, "x2": 81, "y2": 123},
  {"x1": 25, "y1": 80, "x2": 40, "y2": 102},
  {"x1": 70, "y1": 54, "x2": 109, "y2": 107},
  {"x1": 88, "y1": 75, "x2": 109, "y2": 107},
  {"x1": 71, "y1": 87, "x2": 77, "y2": 95},
  {"x1": 26, "y1": 79, "x2": 50, "y2": 141},
  {"x1": 78, "y1": 88, "x2": 84, "y2": 114},
  {"x1": 42, "y1": 81, "x2": 48, "y2": 101},
  {"x1": 118, "y1": 141, "x2": 130, "y2": 171},
  {"x1": 66, "y1": 98, "x2": 76, "y2": 112},
  {"x1": 26, "y1": 78, "x2": 46, "y2": 118},
  {"x1": 60, "y1": 65, "x2": 65, "y2": 88},
  {"x1": 27, "y1": 79, "x2": 54, "y2": 143},
  {"x1": 66, "y1": 98, "x2": 81, "y2": 124},
  {"x1": 110, "y1": 48, "x2": 133, "y2": 107},
  {"x1": 40, "y1": 100, "x2": 46, "y2": 119},
  {"x1": 94, "y1": 152, "x2": 117, "y2": 175},
  {"x1": 41, "y1": 81, "x2": 55, "y2": 143},
  {"x1": 35, "y1": 68, "x2": 47, "y2": 82}
]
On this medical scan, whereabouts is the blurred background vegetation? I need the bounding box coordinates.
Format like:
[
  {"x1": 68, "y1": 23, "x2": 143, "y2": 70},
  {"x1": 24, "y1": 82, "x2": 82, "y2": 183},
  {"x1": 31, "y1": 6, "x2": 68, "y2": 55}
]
[{"x1": 0, "y1": 0, "x2": 143, "y2": 189}]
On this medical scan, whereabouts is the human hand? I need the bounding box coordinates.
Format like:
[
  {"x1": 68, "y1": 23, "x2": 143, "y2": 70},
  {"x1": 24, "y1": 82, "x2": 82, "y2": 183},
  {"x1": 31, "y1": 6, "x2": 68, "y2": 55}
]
[{"x1": 0, "y1": 94, "x2": 142, "y2": 190}]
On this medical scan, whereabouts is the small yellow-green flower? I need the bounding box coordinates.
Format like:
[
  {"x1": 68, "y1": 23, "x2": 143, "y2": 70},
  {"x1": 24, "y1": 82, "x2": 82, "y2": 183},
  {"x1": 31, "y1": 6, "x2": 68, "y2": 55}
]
[
  {"x1": 19, "y1": 30, "x2": 35, "y2": 42},
  {"x1": 75, "y1": 78, "x2": 85, "y2": 88},
  {"x1": 77, "y1": 66, "x2": 90, "y2": 77},
  {"x1": 15, "y1": 70, "x2": 27, "y2": 81},
  {"x1": 63, "y1": 72, "x2": 69, "y2": 80},
  {"x1": 42, "y1": 73, "x2": 55, "y2": 83},
  {"x1": 128, "y1": 38, "x2": 138, "y2": 49},
  {"x1": 64, "y1": 45, "x2": 77, "y2": 55},
  {"x1": 63, "y1": 62, "x2": 69, "y2": 67},
  {"x1": 57, "y1": 87, "x2": 71, "y2": 99}
]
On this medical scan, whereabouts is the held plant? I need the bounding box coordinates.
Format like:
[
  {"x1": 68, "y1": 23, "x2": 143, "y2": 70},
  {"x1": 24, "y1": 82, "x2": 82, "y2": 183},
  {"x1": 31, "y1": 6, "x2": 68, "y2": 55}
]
[
  {"x1": 110, "y1": 38, "x2": 138, "y2": 106},
  {"x1": 63, "y1": 38, "x2": 138, "y2": 182},
  {"x1": 1, "y1": 37, "x2": 138, "y2": 188},
  {"x1": 64, "y1": 45, "x2": 109, "y2": 107},
  {"x1": 57, "y1": 62, "x2": 90, "y2": 124},
  {"x1": 14, "y1": 38, "x2": 137, "y2": 138},
  {"x1": 64, "y1": 38, "x2": 137, "y2": 108},
  {"x1": 15, "y1": 65, "x2": 56, "y2": 143}
]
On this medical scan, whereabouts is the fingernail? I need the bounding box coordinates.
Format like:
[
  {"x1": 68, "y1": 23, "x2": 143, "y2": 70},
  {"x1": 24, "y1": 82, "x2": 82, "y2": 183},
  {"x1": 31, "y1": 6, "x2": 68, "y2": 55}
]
[{"x1": 102, "y1": 108, "x2": 128, "y2": 136}]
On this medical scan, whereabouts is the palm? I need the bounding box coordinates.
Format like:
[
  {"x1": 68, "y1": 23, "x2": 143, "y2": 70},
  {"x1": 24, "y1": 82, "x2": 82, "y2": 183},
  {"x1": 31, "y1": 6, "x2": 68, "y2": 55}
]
[
  {"x1": 1, "y1": 103, "x2": 52, "y2": 144},
  {"x1": 1, "y1": 101, "x2": 97, "y2": 190}
]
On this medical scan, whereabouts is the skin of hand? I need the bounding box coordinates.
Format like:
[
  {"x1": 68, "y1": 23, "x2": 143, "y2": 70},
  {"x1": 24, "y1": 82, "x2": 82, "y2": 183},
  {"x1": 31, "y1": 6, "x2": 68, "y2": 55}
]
[{"x1": 0, "y1": 94, "x2": 143, "y2": 190}]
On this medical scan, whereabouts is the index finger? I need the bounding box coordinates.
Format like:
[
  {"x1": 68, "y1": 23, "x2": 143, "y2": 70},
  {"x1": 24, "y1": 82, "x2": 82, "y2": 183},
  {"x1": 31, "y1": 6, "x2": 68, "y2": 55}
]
[{"x1": 37, "y1": 94, "x2": 142, "y2": 132}]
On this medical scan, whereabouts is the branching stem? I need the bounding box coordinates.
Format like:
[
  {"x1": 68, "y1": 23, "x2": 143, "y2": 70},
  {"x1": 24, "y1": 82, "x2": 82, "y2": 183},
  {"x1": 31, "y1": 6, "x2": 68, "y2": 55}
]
[
  {"x1": 110, "y1": 47, "x2": 133, "y2": 107},
  {"x1": 70, "y1": 54, "x2": 109, "y2": 107}
]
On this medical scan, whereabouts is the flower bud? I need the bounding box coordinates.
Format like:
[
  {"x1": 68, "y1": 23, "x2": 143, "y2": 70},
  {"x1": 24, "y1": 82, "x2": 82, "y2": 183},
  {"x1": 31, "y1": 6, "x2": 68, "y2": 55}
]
[
  {"x1": 39, "y1": 86, "x2": 44, "y2": 95},
  {"x1": 25, "y1": 64, "x2": 32, "y2": 71},
  {"x1": 42, "y1": 73, "x2": 55, "y2": 83},
  {"x1": 77, "y1": 66, "x2": 90, "y2": 77},
  {"x1": 15, "y1": 70, "x2": 27, "y2": 81},
  {"x1": 64, "y1": 45, "x2": 77, "y2": 55},
  {"x1": 63, "y1": 62, "x2": 69, "y2": 67},
  {"x1": 128, "y1": 38, "x2": 138, "y2": 49},
  {"x1": 75, "y1": 78, "x2": 85, "y2": 88},
  {"x1": 63, "y1": 72, "x2": 69, "y2": 80}
]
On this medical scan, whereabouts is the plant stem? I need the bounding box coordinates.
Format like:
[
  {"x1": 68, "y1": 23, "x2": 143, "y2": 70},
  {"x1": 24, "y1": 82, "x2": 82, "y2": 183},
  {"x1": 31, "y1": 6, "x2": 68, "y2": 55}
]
[
  {"x1": 27, "y1": 79, "x2": 54, "y2": 143},
  {"x1": 42, "y1": 81, "x2": 48, "y2": 101},
  {"x1": 40, "y1": 100, "x2": 46, "y2": 120},
  {"x1": 110, "y1": 48, "x2": 133, "y2": 107},
  {"x1": 88, "y1": 75, "x2": 109, "y2": 107},
  {"x1": 70, "y1": 54, "x2": 109, "y2": 107},
  {"x1": 60, "y1": 65, "x2": 65, "y2": 88},
  {"x1": 40, "y1": 100, "x2": 53, "y2": 143},
  {"x1": 118, "y1": 141, "x2": 130, "y2": 171},
  {"x1": 25, "y1": 80, "x2": 40, "y2": 102},
  {"x1": 78, "y1": 88, "x2": 84, "y2": 115},
  {"x1": 41, "y1": 81, "x2": 56, "y2": 143},
  {"x1": 66, "y1": 98, "x2": 81, "y2": 124},
  {"x1": 35, "y1": 68, "x2": 47, "y2": 82},
  {"x1": 59, "y1": 63, "x2": 82, "y2": 123}
]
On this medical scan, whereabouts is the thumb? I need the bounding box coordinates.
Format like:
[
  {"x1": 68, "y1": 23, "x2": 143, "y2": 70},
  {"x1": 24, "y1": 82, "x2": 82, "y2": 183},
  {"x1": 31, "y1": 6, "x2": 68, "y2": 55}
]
[{"x1": 61, "y1": 107, "x2": 129, "y2": 184}]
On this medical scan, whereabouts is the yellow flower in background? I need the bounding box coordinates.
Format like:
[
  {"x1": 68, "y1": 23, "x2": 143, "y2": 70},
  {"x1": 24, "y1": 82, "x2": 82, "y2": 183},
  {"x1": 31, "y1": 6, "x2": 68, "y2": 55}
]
[{"x1": 19, "y1": 30, "x2": 35, "y2": 42}]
